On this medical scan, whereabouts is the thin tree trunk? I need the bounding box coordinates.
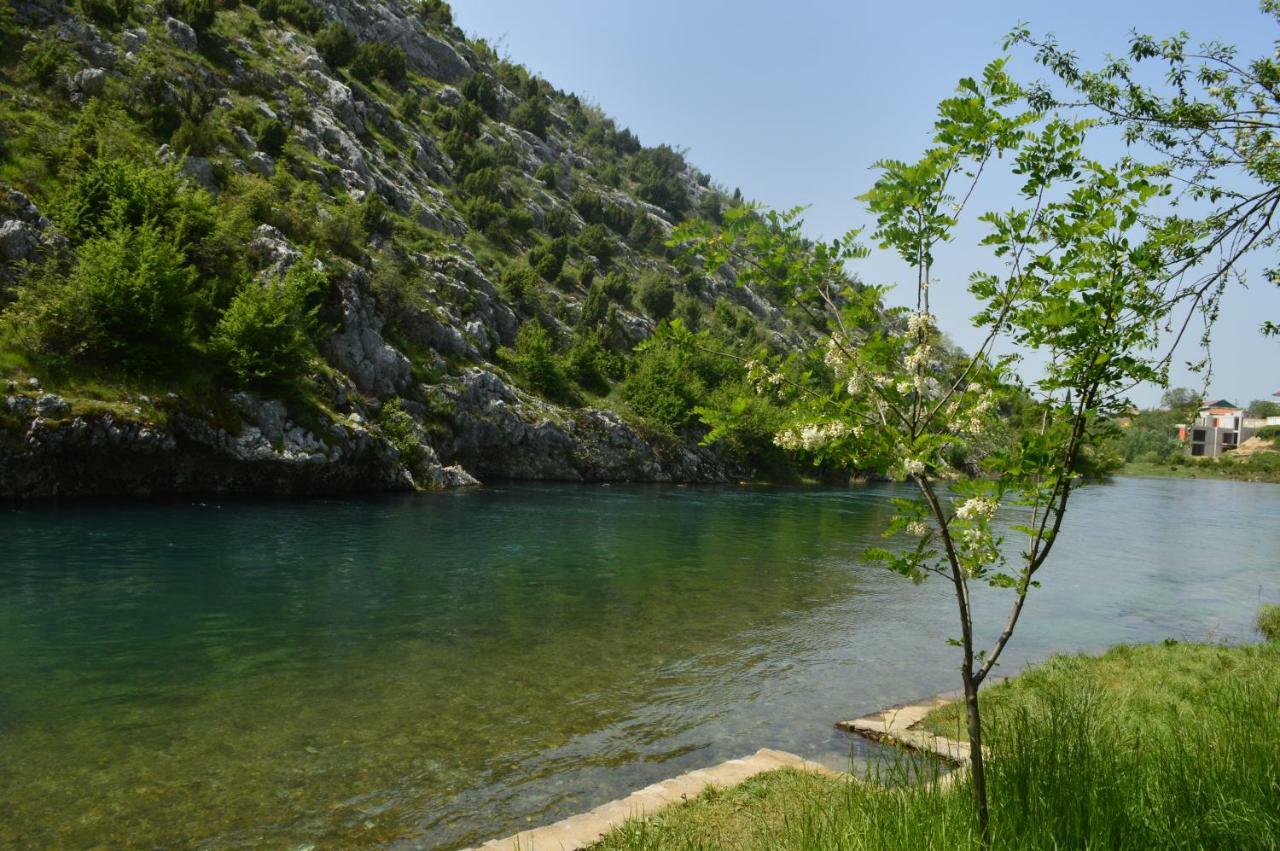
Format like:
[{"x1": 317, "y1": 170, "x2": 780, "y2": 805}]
[{"x1": 962, "y1": 665, "x2": 989, "y2": 845}]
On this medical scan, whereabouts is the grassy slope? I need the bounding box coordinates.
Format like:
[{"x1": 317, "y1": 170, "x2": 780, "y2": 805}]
[{"x1": 593, "y1": 641, "x2": 1280, "y2": 850}]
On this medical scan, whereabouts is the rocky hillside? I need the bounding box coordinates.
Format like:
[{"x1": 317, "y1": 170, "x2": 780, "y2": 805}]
[{"x1": 0, "y1": 0, "x2": 821, "y2": 497}]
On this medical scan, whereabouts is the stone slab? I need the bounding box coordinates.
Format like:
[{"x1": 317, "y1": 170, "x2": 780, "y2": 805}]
[{"x1": 470, "y1": 748, "x2": 839, "y2": 851}]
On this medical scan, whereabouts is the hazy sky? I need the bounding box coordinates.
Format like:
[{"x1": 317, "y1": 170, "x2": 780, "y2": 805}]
[{"x1": 452, "y1": 1, "x2": 1280, "y2": 408}]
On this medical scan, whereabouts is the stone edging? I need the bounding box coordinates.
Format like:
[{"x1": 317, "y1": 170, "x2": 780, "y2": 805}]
[
  {"x1": 469, "y1": 748, "x2": 840, "y2": 851},
  {"x1": 836, "y1": 689, "x2": 975, "y2": 764}
]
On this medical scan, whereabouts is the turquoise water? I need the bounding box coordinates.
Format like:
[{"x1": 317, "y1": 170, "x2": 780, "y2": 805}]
[{"x1": 0, "y1": 477, "x2": 1277, "y2": 848}]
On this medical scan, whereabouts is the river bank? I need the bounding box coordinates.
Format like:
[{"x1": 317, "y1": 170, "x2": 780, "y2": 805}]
[{"x1": 590, "y1": 639, "x2": 1280, "y2": 850}]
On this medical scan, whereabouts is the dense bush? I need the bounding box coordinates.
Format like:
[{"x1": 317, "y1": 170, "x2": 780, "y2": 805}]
[
  {"x1": 510, "y1": 96, "x2": 551, "y2": 139},
  {"x1": 419, "y1": 0, "x2": 451, "y2": 27},
  {"x1": 176, "y1": 0, "x2": 216, "y2": 35},
  {"x1": 462, "y1": 73, "x2": 500, "y2": 117},
  {"x1": 504, "y1": 322, "x2": 577, "y2": 404},
  {"x1": 254, "y1": 118, "x2": 288, "y2": 157},
  {"x1": 351, "y1": 42, "x2": 407, "y2": 85},
  {"x1": 620, "y1": 326, "x2": 734, "y2": 431},
  {"x1": 498, "y1": 263, "x2": 540, "y2": 304},
  {"x1": 565, "y1": 331, "x2": 616, "y2": 395},
  {"x1": 576, "y1": 223, "x2": 616, "y2": 267},
  {"x1": 630, "y1": 144, "x2": 689, "y2": 217},
  {"x1": 53, "y1": 158, "x2": 209, "y2": 245},
  {"x1": 210, "y1": 259, "x2": 327, "y2": 387},
  {"x1": 78, "y1": 0, "x2": 132, "y2": 28},
  {"x1": 24, "y1": 37, "x2": 67, "y2": 87},
  {"x1": 636, "y1": 272, "x2": 675, "y2": 319},
  {"x1": 257, "y1": 0, "x2": 323, "y2": 32},
  {"x1": 377, "y1": 398, "x2": 426, "y2": 467},
  {"x1": 315, "y1": 23, "x2": 357, "y2": 68},
  {"x1": 7, "y1": 224, "x2": 196, "y2": 368}
]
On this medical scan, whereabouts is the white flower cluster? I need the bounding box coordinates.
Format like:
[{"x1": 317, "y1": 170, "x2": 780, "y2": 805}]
[
  {"x1": 903, "y1": 458, "x2": 926, "y2": 477},
  {"x1": 906, "y1": 311, "x2": 937, "y2": 340},
  {"x1": 954, "y1": 496, "x2": 998, "y2": 522},
  {"x1": 774, "y1": 421, "x2": 852, "y2": 452},
  {"x1": 744, "y1": 359, "x2": 786, "y2": 395},
  {"x1": 823, "y1": 335, "x2": 850, "y2": 370},
  {"x1": 904, "y1": 344, "x2": 933, "y2": 373},
  {"x1": 906, "y1": 520, "x2": 930, "y2": 537}
]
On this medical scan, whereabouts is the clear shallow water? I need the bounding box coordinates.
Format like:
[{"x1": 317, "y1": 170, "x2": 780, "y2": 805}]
[{"x1": 0, "y1": 478, "x2": 1276, "y2": 848}]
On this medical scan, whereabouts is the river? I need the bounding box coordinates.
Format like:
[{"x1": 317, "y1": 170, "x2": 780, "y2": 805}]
[{"x1": 1, "y1": 477, "x2": 1276, "y2": 848}]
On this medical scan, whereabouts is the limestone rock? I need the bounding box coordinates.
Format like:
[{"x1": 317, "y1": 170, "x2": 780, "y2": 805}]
[
  {"x1": 165, "y1": 17, "x2": 198, "y2": 51},
  {"x1": 323, "y1": 273, "x2": 412, "y2": 396},
  {"x1": 34, "y1": 394, "x2": 70, "y2": 418},
  {"x1": 0, "y1": 220, "x2": 41, "y2": 263},
  {"x1": 165, "y1": 16, "x2": 197, "y2": 50}
]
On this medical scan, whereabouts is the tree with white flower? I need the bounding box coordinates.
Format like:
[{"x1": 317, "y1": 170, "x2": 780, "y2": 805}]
[{"x1": 674, "y1": 59, "x2": 1207, "y2": 842}]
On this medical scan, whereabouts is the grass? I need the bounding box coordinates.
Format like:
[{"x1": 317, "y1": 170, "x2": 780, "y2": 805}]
[
  {"x1": 1259, "y1": 605, "x2": 1280, "y2": 642},
  {"x1": 1121, "y1": 457, "x2": 1280, "y2": 484},
  {"x1": 592, "y1": 640, "x2": 1280, "y2": 850}
]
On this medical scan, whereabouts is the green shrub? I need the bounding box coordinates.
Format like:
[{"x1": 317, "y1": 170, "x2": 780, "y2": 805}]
[
  {"x1": 579, "y1": 281, "x2": 608, "y2": 327},
  {"x1": 1257, "y1": 424, "x2": 1280, "y2": 445},
  {"x1": 78, "y1": 0, "x2": 132, "y2": 28},
  {"x1": 53, "y1": 158, "x2": 206, "y2": 246},
  {"x1": 636, "y1": 272, "x2": 675, "y2": 319},
  {"x1": 26, "y1": 37, "x2": 69, "y2": 87},
  {"x1": 351, "y1": 42, "x2": 407, "y2": 85},
  {"x1": 419, "y1": 0, "x2": 451, "y2": 26},
  {"x1": 461, "y1": 166, "x2": 503, "y2": 201},
  {"x1": 535, "y1": 163, "x2": 557, "y2": 189},
  {"x1": 533, "y1": 251, "x2": 562, "y2": 282},
  {"x1": 565, "y1": 332, "x2": 615, "y2": 395},
  {"x1": 0, "y1": 0, "x2": 17, "y2": 48},
  {"x1": 601, "y1": 270, "x2": 631, "y2": 303},
  {"x1": 7, "y1": 224, "x2": 196, "y2": 368},
  {"x1": 259, "y1": 0, "x2": 322, "y2": 31},
  {"x1": 544, "y1": 206, "x2": 574, "y2": 237},
  {"x1": 399, "y1": 90, "x2": 422, "y2": 122},
  {"x1": 177, "y1": 0, "x2": 216, "y2": 34},
  {"x1": 210, "y1": 259, "x2": 327, "y2": 387},
  {"x1": 576, "y1": 223, "x2": 616, "y2": 266},
  {"x1": 461, "y1": 73, "x2": 499, "y2": 116},
  {"x1": 511, "y1": 95, "x2": 551, "y2": 139},
  {"x1": 170, "y1": 116, "x2": 222, "y2": 157},
  {"x1": 315, "y1": 23, "x2": 357, "y2": 68},
  {"x1": 498, "y1": 263, "x2": 540, "y2": 304},
  {"x1": 376, "y1": 398, "x2": 426, "y2": 467},
  {"x1": 620, "y1": 327, "x2": 734, "y2": 431},
  {"x1": 319, "y1": 201, "x2": 366, "y2": 259},
  {"x1": 631, "y1": 144, "x2": 689, "y2": 217},
  {"x1": 504, "y1": 322, "x2": 577, "y2": 404},
  {"x1": 1259, "y1": 605, "x2": 1280, "y2": 641},
  {"x1": 254, "y1": 118, "x2": 288, "y2": 156}
]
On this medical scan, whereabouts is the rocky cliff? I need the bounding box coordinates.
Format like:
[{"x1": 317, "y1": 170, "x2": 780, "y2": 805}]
[{"x1": 0, "y1": 0, "x2": 814, "y2": 497}]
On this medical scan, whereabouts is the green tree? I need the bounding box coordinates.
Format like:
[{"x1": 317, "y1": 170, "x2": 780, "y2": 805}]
[
  {"x1": 1249, "y1": 399, "x2": 1280, "y2": 417},
  {"x1": 504, "y1": 321, "x2": 576, "y2": 404},
  {"x1": 511, "y1": 95, "x2": 551, "y2": 139},
  {"x1": 8, "y1": 224, "x2": 196, "y2": 368},
  {"x1": 636, "y1": 272, "x2": 675, "y2": 319},
  {"x1": 1010, "y1": 6, "x2": 1280, "y2": 340},
  {"x1": 315, "y1": 23, "x2": 357, "y2": 69},
  {"x1": 210, "y1": 259, "x2": 327, "y2": 387},
  {"x1": 1161, "y1": 387, "x2": 1200, "y2": 411},
  {"x1": 676, "y1": 59, "x2": 1205, "y2": 840}
]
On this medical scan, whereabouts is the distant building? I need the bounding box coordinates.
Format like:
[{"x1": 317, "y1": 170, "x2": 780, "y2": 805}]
[{"x1": 1176, "y1": 400, "x2": 1257, "y2": 458}]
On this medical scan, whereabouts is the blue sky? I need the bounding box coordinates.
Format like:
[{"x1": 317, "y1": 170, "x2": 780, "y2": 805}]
[{"x1": 452, "y1": 1, "x2": 1280, "y2": 408}]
